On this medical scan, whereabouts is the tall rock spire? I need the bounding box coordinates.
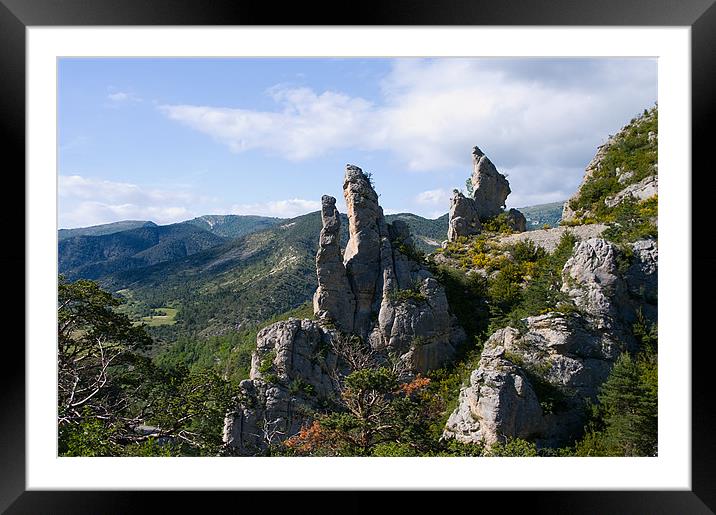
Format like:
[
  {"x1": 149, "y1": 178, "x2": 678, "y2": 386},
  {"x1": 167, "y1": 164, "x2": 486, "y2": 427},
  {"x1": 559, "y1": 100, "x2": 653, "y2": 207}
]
[
  {"x1": 342, "y1": 165, "x2": 386, "y2": 336},
  {"x1": 470, "y1": 146, "x2": 511, "y2": 219},
  {"x1": 313, "y1": 195, "x2": 355, "y2": 333}
]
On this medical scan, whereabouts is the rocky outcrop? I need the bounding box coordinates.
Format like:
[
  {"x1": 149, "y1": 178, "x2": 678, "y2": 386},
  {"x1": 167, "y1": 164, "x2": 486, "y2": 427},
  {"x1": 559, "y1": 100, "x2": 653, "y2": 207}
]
[
  {"x1": 447, "y1": 147, "x2": 525, "y2": 240},
  {"x1": 222, "y1": 319, "x2": 340, "y2": 455},
  {"x1": 224, "y1": 164, "x2": 465, "y2": 454},
  {"x1": 338, "y1": 165, "x2": 464, "y2": 371},
  {"x1": 443, "y1": 237, "x2": 656, "y2": 448},
  {"x1": 561, "y1": 139, "x2": 613, "y2": 222},
  {"x1": 604, "y1": 175, "x2": 657, "y2": 208},
  {"x1": 447, "y1": 190, "x2": 481, "y2": 241},
  {"x1": 562, "y1": 107, "x2": 657, "y2": 222},
  {"x1": 561, "y1": 238, "x2": 631, "y2": 330},
  {"x1": 343, "y1": 166, "x2": 385, "y2": 334},
  {"x1": 506, "y1": 208, "x2": 527, "y2": 233},
  {"x1": 313, "y1": 195, "x2": 355, "y2": 332},
  {"x1": 470, "y1": 146, "x2": 511, "y2": 220},
  {"x1": 444, "y1": 312, "x2": 622, "y2": 447}
]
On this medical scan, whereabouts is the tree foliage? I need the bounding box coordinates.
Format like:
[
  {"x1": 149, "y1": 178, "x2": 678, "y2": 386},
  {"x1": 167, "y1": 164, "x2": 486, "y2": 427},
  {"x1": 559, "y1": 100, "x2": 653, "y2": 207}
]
[{"x1": 58, "y1": 276, "x2": 235, "y2": 456}]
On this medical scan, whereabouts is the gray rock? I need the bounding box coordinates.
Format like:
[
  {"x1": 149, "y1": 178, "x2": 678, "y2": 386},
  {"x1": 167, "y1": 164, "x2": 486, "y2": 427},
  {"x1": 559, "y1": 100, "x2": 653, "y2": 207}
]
[
  {"x1": 561, "y1": 238, "x2": 629, "y2": 328},
  {"x1": 444, "y1": 352, "x2": 544, "y2": 447},
  {"x1": 313, "y1": 195, "x2": 356, "y2": 332},
  {"x1": 470, "y1": 146, "x2": 511, "y2": 220},
  {"x1": 605, "y1": 175, "x2": 658, "y2": 208},
  {"x1": 443, "y1": 312, "x2": 622, "y2": 448},
  {"x1": 222, "y1": 319, "x2": 340, "y2": 455},
  {"x1": 506, "y1": 208, "x2": 527, "y2": 233},
  {"x1": 444, "y1": 236, "x2": 657, "y2": 449},
  {"x1": 343, "y1": 165, "x2": 384, "y2": 335},
  {"x1": 447, "y1": 189, "x2": 481, "y2": 241},
  {"x1": 617, "y1": 169, "x2": 634, "y2": 185}
]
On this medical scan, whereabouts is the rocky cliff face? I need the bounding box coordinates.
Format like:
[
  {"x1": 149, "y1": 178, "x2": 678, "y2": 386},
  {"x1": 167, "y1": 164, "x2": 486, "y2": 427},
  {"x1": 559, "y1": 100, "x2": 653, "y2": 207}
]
[
  {"x1": 562, "y1": 107, "x2": 657, "y2": 222},
  {"x1": 443, "y1": 237, "x2": 657, "y2": 448},
  {"x1": 470, "y1": 146, "x2": 511, "y2": 220},
  {"x1": 224, "y1": 164, "x2": 465, "y2": 454}
]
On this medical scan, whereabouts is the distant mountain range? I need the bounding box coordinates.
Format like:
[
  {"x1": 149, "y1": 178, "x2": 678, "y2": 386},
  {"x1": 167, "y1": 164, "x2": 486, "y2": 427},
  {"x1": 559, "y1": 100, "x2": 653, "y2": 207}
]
[
  {"x1": 58, "y1": 220, "x2": 158, "y2": 240},
  {"x1": 517, "y1": 201, "x2": 565, "y2": 230},
  {"x1": 183, "y1": 214, "x2": 283, "y2": 239},
  {"x1": 58, "y1": 202, "x2": 562, "y2": 337}
]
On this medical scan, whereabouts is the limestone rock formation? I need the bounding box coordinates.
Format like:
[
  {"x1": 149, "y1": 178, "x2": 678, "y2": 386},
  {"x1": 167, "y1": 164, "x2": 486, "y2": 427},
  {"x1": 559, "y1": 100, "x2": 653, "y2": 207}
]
[
  {"x1": 470, "y1": 146, "x2": 511, "y2": 220},
  {"x1": 506, "y1": 208, "x2": 527, "y2": 233},
  {"x1": 561, "y1": 238, "x2": 631, "y2": 330},
  {"x1": 443, "y1": 312, "x2": 621, "y2": 447},
  {"x1": 447, "y1": 190, "x2": 481, "y2": 241},
  {"x1": 313, "y1": 195, "x2": 355, "y2": 332},
  {"x1": 337, "y1": 164, "x2": 464, "y2": 371},
  {"x1": 222, "y1": 319, "x2": 340, "y2": 455},
  {"x1": 604, "y1": 175, "x2": 657, "y2": 208},
  {"x1": 447, "y1": 147, "x2": 525, "y2": 240},
  {"x1": 562, "y1": 107, "x2": 657, "y2": 222},
  {"x1": 342, "y1": 165, "x2": 387, "y2": 335},
  {"x1": 224, "y1": 164, "x2": 465, "y2": 454},
  {"x1": 443, "y1": 237, "x2": 657, "y2": 448}
]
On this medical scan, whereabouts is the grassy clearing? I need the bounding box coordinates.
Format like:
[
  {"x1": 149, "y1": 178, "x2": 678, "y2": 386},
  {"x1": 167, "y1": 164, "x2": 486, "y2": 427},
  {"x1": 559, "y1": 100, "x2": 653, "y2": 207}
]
[{"x1": 141, "y1": 307, "x2": 178, "y2": 326}]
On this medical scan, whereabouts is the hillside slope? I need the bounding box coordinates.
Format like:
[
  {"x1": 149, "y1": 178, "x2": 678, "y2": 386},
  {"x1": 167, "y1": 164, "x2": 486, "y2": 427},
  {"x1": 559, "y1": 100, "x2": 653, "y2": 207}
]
[
  {"x1": 184, "y1": 214, "x2": 284, "y2": 239},
  {"x1": 59, "y1": 223, "x2": 226, "y2": 281}
]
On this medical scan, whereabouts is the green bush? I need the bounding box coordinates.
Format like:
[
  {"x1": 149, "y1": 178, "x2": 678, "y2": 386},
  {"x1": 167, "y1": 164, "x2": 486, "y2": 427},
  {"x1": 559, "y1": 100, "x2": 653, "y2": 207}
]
[{"x1": 389, "y1": 287, "x2": 428, "y2": 304}]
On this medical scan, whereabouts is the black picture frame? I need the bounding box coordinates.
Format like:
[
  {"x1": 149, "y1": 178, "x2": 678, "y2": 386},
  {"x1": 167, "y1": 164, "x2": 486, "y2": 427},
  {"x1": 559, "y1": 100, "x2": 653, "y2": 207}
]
[{"x1": 4, "y1": 0, "x2": 713, "y2": 512}]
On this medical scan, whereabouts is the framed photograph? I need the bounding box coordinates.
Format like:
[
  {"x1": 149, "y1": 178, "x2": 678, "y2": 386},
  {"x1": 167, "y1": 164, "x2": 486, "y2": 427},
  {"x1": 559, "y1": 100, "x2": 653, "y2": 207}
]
[{"x1": 5, "y1": 0, "x2": 713, "y2": 512}]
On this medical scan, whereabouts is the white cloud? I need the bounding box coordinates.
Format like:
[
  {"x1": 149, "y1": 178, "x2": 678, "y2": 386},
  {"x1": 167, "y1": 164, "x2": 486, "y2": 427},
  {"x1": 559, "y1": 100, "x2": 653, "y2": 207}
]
[
  {"x1": 108, "y1": 92, "x2": 129, "y2": 101},
  {"x1": 64, "y1": 201, "x2": 193, "y2": 227},
  {"x1": 59, "y1": 175, "x2": 202, "y2": 227},
  {"x1": 415, "y1": 188, "x2": 452, "y2": 206},
  {"x1": 159, "y1": 87, "x2": 375, "y2": 160},
  {"x1": 229, "y1": 198, "x2": 321, "y2": 218},
  {"x1": 158, "y1": 58, "x2": 656, "y2": 185},
  {"x1": 107, "y1": 89, "x2": 141, "y2": 104}
]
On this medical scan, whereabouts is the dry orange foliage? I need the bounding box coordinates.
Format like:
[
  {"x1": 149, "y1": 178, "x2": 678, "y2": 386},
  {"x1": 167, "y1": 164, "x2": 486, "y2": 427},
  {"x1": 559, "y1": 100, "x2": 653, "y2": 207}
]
[
  {"x1": 399, "y1": 375, "x2": 431, "y2": 396},
  {"x1": 284, "y1": 420, "x2": 335, "y2": 453}
]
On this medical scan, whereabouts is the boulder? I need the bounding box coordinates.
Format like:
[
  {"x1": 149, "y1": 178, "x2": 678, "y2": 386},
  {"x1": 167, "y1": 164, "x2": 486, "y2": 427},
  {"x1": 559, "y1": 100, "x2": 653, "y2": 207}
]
[
  {"x1": 506, "y1": 208, "x2": 527, "y2": 233},
  {"x1": 443, "y1": 312, "x2": 621, "y2": 447},
  {"x1": 561, "y1": 238, "x2": 634, "y2": 330},
  {"x1": 447, "y1": 190, "x2": 481, "y2": 241}
]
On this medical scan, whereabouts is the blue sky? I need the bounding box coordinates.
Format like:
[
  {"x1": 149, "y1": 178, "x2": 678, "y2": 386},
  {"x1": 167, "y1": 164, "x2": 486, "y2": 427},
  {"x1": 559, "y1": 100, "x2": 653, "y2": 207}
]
[{"x1": 58, "y1": 57, "x2": 657, "y2": 228}]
